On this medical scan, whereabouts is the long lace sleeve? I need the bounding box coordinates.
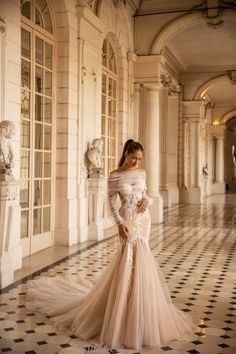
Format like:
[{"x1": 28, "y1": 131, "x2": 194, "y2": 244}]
[{"x1": 108, "y1": 175, "x2": 123, "y2": 225}]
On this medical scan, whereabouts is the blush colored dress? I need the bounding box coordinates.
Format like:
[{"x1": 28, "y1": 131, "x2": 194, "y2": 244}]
[{"x1": 26, "y1": 170, "x2": 196, "y2": 350}]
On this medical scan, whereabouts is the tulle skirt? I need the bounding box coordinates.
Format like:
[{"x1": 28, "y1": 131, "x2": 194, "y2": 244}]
[{"x1": 26, "y1": 237, "x2": 196, "y2": 350}]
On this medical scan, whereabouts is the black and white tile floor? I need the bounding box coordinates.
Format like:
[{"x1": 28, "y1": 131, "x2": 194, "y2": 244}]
[{"x1": 1, "y1": 194, "x2": 236, "y2": 354}]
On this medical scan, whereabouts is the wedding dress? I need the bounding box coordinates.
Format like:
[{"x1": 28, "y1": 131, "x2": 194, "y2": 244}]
[{"x1": 26, "y1": 170, "x2": 196, "y2": 350}]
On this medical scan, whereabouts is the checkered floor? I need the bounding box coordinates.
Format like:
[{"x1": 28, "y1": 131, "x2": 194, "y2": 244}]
[{"x1": 1, "y1": 194, "x2": 236, "y2": 353}]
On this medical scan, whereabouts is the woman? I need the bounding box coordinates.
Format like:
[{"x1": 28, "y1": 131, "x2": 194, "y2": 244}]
[{"x1": 26, "y1": 139, "x2": 196, "y2": 350}]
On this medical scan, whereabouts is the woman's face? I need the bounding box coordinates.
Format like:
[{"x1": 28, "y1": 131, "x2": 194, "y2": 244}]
[{"x1": 125, "y1": 149, "x2": 143, "y2": 169}]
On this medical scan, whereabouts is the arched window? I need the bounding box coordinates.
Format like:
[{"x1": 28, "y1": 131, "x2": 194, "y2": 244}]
[
  {"x1": 101, "y1": 39, "x2": 117, "y2": 175},
  {"x1": 20, "y1": 0, "x2": 55, "y2": 256}
]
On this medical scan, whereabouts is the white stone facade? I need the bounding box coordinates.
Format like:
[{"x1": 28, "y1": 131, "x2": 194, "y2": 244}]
[{"x1": 1, "y1": 0, "x2": 236, "y2": 284}]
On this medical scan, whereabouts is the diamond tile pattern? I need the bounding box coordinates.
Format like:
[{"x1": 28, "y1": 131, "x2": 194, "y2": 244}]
[{"x1": 0, "y1": 194, "x2": 236, "y2": 353}]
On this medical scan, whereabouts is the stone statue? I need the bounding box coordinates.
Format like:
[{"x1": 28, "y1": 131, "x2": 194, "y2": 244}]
[
  {"x1": 87, "y1": 138, "x2": 104, "y2": 177},
  {"x1": 0, "y1": 120, "x2": 15, "y2": 179}
]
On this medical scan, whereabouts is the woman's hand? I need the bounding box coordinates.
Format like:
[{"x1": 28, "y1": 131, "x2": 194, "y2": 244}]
[
  {"x1": 118, "y1": 223, "x2": 129, "y2": 240},
  {"x1": 137, "y1": 199, "x2": 148, "y2": 213}
]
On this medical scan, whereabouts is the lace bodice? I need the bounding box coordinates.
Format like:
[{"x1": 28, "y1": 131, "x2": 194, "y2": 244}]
[{"x1": 108, "y1": 170, "x2": 151, "y2": 225}]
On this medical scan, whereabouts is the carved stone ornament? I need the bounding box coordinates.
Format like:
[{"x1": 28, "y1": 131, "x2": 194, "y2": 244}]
[
  {"x1": 0, "y1": 120, "x2": 15, "y2": 180},
  {"x1": 87, "y1": 137, "x2": 104, "y2": 177},
  {"x1": 160, "y1": 73, "x2": 181, "y2": 95},
  {"x1": 201, "y1": 0, "x2": 224, "y2": 28}
]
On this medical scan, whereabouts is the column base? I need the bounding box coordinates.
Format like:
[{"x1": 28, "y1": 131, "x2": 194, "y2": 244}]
[
  {"x1": 180, "y1": 187, "x2": 203, "y2": 204},
  {"x1": 0, "y1": 254, "x2": 14, "y2": 288},
  {"x1": 169, "y1": 184, "x2": 179, "y2": 204},
  {"x1": 159, "y1": 189, "x2": 171, "y2": 208},
  {"x1": 88, "y1": 222, "x2": 104, "y2": 241},
  {"x1": 11, "y1": 245, "x2": 23, "y2": 271},
  {"x1": 212, "y1": 182, "x2": 225, "y2": 194},
  {"x1": 149, "y1": 195, "x2": 163, "y2": 223}
]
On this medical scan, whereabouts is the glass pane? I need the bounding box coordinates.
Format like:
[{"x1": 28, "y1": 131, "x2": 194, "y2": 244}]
[
  {"x1": 33, "y1": 208, "x2": 41, "y2": 235},
  {"x1": 34, "y1": 180, "x2": 42, "y2": 206},
  {"x1": 21, "y1": 120, "x2": 30, "y2": 148},
  {"x1": 20, "y1": 180, "x2": 29, "y2": 208},
  {"x1": 21, "y1": 28, "x2": 30, "y2": 59},
  {"x1": 35, "y1": 94, "x2": 43, "y2": 121},
  {"x1": 20, "y1": 150, "x2": 29, "y2": 178},
  {"x1": 44, "y1": 152, "x2": 51, "y2": 177},
  {"x1": 21, "y1": 210, "x2": 29, "y2": 239},
  {"x1": 112, "y1": 100, "x2": 116, "y2": 117},
  {"x1": 102, "y1": 94, "x2": 106, "y2": 115},
  {"x1": 21, "y1": 1, "x2": 31, "y2": 20},
  {"x1": 43, "y1": 180, "x2": 51, "y2": 205},
  {"x1": 44, "y1": 125, "x2": 51, "y2": 150},
  {"x1": 108, "y1": 98, "x2": 112, "y2": 116},
  {"x1": 45, "y1": 42, "x2": 52, "y2": 69},
  {"x1": 43, "y1": 207, "x2": 50, "y2": 232},
  {"x1": 35, "y1": 66, "x2": 43, "y2": 93},
  {"x1": 35, "y1": 0, "x2": 47, "y2": 12},
  {"x1": 43, "y1": 7, "x2": 53, "y2": 34},
  {"x1": 35, "y1": 37, "x2": 43, "y2": 65},
  {"x1": 102, "y1": 74, "x2": 106, "y2": 94},
  {"x1": 108, "y1": 43, "x2": 116, "y2": 73},
  {"x1": 111, "y1": 79, "x2": 116, "y2": 98},
  {"x1": 101, "y1": 115, "x2": 105, "y2": 135},
  {"x1": 35, "y1": 7, "x2": 43, "y2": 28},
  {"x1": 21, "y1": 59, "x2": 30, "y2": 89},
  {"x1": 108, "y1": 78, "x2": 112, "y2": 96},
  {"x1": 45, "y1": 70, "x2": 52, "y2": 97},
  {"x1": 108, "y1": 118, "x2": 116, "y2": 138},
  {"x1": 35, "y1": 123, "x2": 43, "y2": 149},
  {"x1": 21, "y1": 90, "x2": 30, "y2": 119},
  {"x1": 109, "y1": 139, "x2": 115, "y2": 157},
  {"x1": 34, "y1": 151, "x2": 42, "y2": 177},
  {"x1": 45, "y1": 98, "x2": 52, "y2": 123}
]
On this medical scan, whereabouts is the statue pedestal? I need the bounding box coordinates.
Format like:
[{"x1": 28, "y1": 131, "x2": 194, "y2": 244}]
[
  {"x1": 0, "y1": 180, "x2": 22, "y2": 288},
  {"x1": 87, "y1": 177, "x2": 106, "y2": 241}
]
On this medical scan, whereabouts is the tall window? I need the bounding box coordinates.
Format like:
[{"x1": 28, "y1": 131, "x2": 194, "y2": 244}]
[
  {"x1": 20, "y1": 0, "x2": 54, "y2": 255},
  {"x1": 101, "y1": 39, "x2": 117, "y2": 175}
]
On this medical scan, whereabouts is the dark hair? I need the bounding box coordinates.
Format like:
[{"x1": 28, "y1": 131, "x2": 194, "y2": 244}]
[{"x1": 118, "y1": 139, "x2": 144, "y2": 168}]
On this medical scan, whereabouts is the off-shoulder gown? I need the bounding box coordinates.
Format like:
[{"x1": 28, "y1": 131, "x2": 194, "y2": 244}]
[{"x1": 26, "y1": 170, "x2": 196, "y2": 350}]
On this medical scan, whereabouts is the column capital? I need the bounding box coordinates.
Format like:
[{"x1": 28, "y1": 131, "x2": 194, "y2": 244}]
[{"x1": 209, "y1": 124, "x2": 225, "y2": 138}]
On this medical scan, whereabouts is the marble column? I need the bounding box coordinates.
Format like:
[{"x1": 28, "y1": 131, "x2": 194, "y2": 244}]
[
  {"x1": 159, "y1": 86, "x2": 171, "y2": 207},
  {"x1": 144, "y1": 86, "x2": 163, "y2": 223},
  {"x1": 212, "y1": 136, "x2": 225, "y2": 193},
  {"x1": 181, "y1": 101, "x2": 203, "y2": 204},
  {"x1": 167, "y1": 93, "x2": 179, "y2": 204}
]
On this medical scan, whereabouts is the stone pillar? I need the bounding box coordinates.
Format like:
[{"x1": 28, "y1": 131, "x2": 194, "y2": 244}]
[
  {"x1": 87, "y1": 177, "x2": 106, "y2": 241},
  {"x1": 181, "y1": 101, "x2": 203, "y2": 204},
  {"x1": 144, "y1": 86, "x2": 163, "y2": 223},
  {"x1": 212, "y1": 136, "x2": 225, "y2": 193},
  {"x1": 159, "y1": 86, "x2": 171, "y2": 207},
  {"x1": 0, "y1": 181, "x2": 22, "y2": 287},
  {"x1": 167, "y1": 92, "x2": 179, "y2": 204}
]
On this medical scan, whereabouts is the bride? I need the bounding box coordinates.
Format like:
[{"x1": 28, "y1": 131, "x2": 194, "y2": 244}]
[{"x1": 26, "y1": 139, "x2": 196, "y2": 350}]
